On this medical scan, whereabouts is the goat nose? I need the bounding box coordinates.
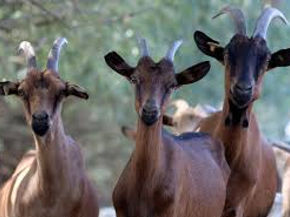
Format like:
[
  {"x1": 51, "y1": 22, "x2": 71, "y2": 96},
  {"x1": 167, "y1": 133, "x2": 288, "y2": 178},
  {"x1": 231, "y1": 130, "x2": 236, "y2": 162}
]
[
  {"x1": 141, "y1": 100, "x2": 160, "y2": 126},
  {"x1": 144, "y1": 99, "x2": 156, "y2": 107},
  {"x1": 234, "y1": 83, "x2": 252, "y2": 93},
  {"x1": 143, "y1": 100, "x2": 157, "y2": 112},
  {"x1": 32, "y1": 112, "x2": 49, "y2": 120}
]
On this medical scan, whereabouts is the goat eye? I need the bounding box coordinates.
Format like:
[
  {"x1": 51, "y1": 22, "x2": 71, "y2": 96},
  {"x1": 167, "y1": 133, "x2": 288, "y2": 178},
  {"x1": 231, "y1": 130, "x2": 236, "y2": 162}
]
[
  {"x1": 18, "y1": 89, "x2": 25, "y2": 97},
  {"x1": 130, "y1": 76, "x2": 139, "y2": 84}
]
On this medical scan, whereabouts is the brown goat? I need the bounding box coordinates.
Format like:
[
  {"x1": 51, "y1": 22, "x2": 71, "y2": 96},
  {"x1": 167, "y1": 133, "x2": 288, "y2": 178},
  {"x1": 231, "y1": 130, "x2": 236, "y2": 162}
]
[
  {"x1": 194, "y1": 6, "x2": 290, "y2": 217},
  {"x1": 0, "y1": 38, "x2": 99, "y2": 217},
  {"x1": 105, "y1": 38, "x2": 230, "y2": 217}
]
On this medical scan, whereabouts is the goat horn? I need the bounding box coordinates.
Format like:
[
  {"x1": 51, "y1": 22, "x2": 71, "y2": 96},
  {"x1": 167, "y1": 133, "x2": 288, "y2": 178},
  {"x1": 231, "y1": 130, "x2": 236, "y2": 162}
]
[
  {"x1": 18, "y1": 41, "x2": 37, "y2": 70},
  {"x1": 213, "y1": 5, "x2": 246, "y2": 35},
  {"x1": 47, "y1": 37, "x2": 68, "y2": 73},
  {"x1": 137, "y1": 36, "x2": 149, "y2": 57},
  {"x1": 165, "y1": 40, "x2": 183, "y2": 62},
  {"x1": 253, "y1": 7, "x2": 288, "y2": 39}
]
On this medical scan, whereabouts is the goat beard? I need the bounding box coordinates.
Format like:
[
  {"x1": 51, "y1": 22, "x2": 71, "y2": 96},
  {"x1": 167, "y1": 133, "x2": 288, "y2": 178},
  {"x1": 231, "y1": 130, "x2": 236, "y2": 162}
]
[{"x1": 225, "y1": 99, "x2": 249, "y2": 128}]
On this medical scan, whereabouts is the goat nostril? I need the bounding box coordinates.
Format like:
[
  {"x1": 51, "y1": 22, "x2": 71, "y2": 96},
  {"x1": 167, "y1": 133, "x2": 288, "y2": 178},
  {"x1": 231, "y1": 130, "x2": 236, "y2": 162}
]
[
  {"x1": 235, "y1": 84, "x2": 252, "y2": 92},
  {"x1": 144, "y1": 99, "x2": 157, "y2": 108},
  {"x1": 142, "y1": 108, "x2": 158, "y2": 115},
  {"x1": 32, "y1": 112, "x2": 49, "y2": 120}
]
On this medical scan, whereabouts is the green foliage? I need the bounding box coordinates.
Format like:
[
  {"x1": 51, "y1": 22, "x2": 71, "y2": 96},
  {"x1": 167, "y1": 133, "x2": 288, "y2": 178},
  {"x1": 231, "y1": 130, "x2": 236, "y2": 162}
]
[{"x1": 1, "y1": 0, "x2": 290, "y2": 205}]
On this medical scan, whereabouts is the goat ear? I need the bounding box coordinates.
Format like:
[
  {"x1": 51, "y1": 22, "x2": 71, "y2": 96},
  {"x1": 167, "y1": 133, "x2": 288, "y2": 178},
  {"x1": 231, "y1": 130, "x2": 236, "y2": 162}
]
[
  {"x1": 121, "y1": 126, "x2": 137, "y2": 141},
  {"x1": 0, "y1": 81, "x2": 19, "y2": 96},
  {"x1": 176, "y1": 61, "x2": 210, "y2": 86},
  {"x1": 268, "y1": 48, "x2": 290, "y2": 70},
  {"x1": 194, "y1": 31, "x2": 224, "y2": 64},
  {"x1": 65, "y1": 82, "x2": 89, "y2": 100},
  {"x1": 104, "y1": 51, "x2": 134, "y2": 78}
]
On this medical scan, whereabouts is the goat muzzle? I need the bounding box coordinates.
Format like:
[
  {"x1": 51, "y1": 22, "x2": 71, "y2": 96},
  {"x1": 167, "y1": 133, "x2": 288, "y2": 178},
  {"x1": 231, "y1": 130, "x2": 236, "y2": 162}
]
[
  {"x1": 32, "y1": 111, "x2": 50, "y2": 136},
  {"x1": 230, "y1": 83, "x2": 253, "y2": 108},
  {"x1": 141, "y1": 100, "x2": 160, "y2": 126}
]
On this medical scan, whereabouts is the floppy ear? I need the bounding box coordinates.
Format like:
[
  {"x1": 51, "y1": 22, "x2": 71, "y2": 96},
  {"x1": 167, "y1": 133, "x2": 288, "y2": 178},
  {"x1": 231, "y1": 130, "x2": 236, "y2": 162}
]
[
  {"x1": 268, "y1": 48, "x2": 290, "y2": 70},
  {"x1": 176, "y1": 61, "x2": 210, "y2": 86},
  {"x1": 0, "y1": 81, "x2": 19, "y2": 96},
  {"x1": 104, "y1": 51, "x2": 134, "y2": 78},
  {"x1": 64, "y1": 82, "x2": 89, "y2": 99},
  {"x1": 194, "y1": 31, "x2": 224, "y2": 64}
]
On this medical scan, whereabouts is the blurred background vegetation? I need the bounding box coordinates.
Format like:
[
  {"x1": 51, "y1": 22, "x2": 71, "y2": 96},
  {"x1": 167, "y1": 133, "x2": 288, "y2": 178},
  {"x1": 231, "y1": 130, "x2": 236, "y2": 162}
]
[{"x1": 0, "y1": 0, "x2": 290, "y2": 206}]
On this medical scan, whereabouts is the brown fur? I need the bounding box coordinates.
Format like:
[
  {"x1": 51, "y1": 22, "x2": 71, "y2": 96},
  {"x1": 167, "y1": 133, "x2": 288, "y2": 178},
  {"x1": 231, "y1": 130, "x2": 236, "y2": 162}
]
[
  {"x1": 192, "y1": 30, "x2": 290, "y2": 216},
  {"x1": 0, "y1": 69, "x2": 99, "y2": 217},
  {"x1": 114, "y1": 120, "x2": 230, "y2": 217},
  {"x1": 198, "y1": 111, "x2": 276, "y2": 217},
  {"x1": 163, "y1": 99, "x2": 290, "y2": 217},
  {"x1": 164, "y1": 98, "x2": 290, "y2": 217},
  {"x1": 105, "y1": 51, "x2": 230, "y2": 217}
]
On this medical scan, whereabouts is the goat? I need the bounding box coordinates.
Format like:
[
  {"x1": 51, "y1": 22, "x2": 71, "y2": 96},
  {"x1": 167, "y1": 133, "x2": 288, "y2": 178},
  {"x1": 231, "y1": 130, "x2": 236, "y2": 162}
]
[
  {"x1": 0, "y1": 38, "x2": 99, "y2": 217},
  {"x1": 193, "y1": 6, "x2": 290, "y2": 217},
  {"x1": 104, "y1": 38, "x2": 230, "y2": 217}
]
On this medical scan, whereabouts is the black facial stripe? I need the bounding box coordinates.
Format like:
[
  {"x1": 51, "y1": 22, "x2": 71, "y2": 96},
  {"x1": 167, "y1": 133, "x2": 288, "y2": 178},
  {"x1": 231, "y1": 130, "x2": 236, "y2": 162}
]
[
  {"x1": 26, "y1": 98, "x2": 31, "y2": 115},
  {"x1": 161, "y1": 88, "x2": 171, "y2": 107},
  {"x1": 135, "y1": 84, "x2": 141, "y2": 101},
  {"x1": 52, "y1": 94, "x2": 61, "y2": 116},
  {"x1": 226, "y1": 99, "x2": 248, "y2": 127}
]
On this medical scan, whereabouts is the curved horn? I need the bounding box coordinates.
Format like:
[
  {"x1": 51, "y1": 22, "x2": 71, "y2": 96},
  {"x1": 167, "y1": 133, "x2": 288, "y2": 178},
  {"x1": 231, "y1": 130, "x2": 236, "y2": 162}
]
[
  {"x1": 47, "y1": 37, "x2": 68, "y2": 73},
  {"x1": 253, "y1": 7, "x2": 288, "y2": 39},
  {"x1": 137, "y1": 36, "x2": 149, "y2": 57},
  {"x1": 165, "y1": 40, "x2": 183, "y2": 62},
  {"x1": 18, "y1": 41, "x2": 37, "y2": 70},
  {"x1": 213, "y1": 5, "x2": 246, "y2": 35}
]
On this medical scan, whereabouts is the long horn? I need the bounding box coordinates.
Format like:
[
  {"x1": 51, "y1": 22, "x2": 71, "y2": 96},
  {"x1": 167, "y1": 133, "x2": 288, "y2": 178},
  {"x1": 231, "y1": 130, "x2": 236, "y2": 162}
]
[
  {"x1": 253, "y1": 7, "x2": 288, "y2": 39},
  {"x1": 213, "y1": 5, "x2": 247, "y2": 35},
  {"x1": 137, "y1": 36, "x2": 149, "y2": 57},
  {"x1": 47, "y1": 37, "x2": 68, "y2": 73},
  {"x1": 165, "y1": 40, "x2": 183, "y2": 62},
  {"x1": 18, "y1": 41, "x2": 37, "y2": 70}
]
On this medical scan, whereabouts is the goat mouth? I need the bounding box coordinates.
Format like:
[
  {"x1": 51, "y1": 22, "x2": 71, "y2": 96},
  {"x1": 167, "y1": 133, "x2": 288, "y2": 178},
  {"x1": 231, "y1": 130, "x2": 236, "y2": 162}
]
[
  {"x1": 141, "y1": 110, "x2": 160, "y2": 126},
  {"x1": 32, "y1": 121, "x2": 50, "y2": 136},
  {"x1": 141, "y1": 115, "x2": 159, "y2": 126},
  {"x1": 230, "y1": 92, "x2": 252, "y2": 109}
]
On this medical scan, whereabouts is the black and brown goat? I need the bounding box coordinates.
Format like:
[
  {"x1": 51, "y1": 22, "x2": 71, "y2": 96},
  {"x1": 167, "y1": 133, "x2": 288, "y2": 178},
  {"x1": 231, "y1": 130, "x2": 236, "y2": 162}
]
[
  {"x1": 0, "y1": 38, "x2": 99, "y2": 217},
  {"x1": 194, "y1": 6, "x2": 290, "y2": 217},
  {"x1": 105, "y1": 38, "x2": 230, "y2": 217}
]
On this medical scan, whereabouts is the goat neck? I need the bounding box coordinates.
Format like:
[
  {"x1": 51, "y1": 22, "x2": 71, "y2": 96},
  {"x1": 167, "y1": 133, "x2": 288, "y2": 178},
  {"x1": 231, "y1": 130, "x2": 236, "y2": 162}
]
[
  {"x1": 133, "y1": 116, "x2": 164, "y2": 179},
  {"x1": 33, "y1": 111, "x2": 77, "y2": 194}
]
